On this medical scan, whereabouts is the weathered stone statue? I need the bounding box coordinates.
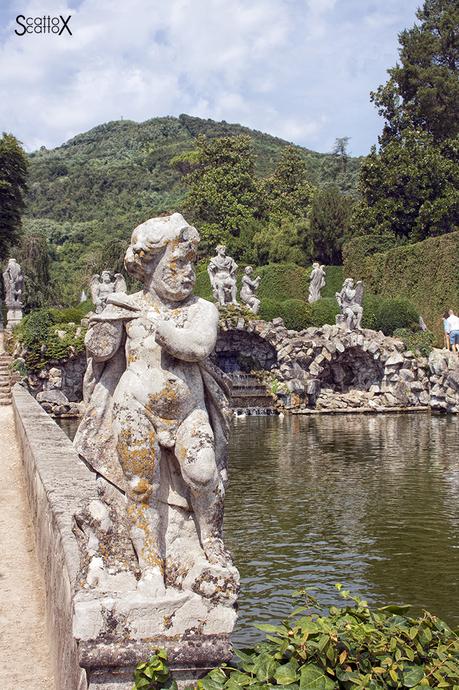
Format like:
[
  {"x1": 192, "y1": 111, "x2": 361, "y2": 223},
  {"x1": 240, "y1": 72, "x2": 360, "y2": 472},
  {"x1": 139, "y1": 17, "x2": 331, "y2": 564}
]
[
  {"x1": 240, "y1": 266, "x2": 261, "y2": 314},
  {"x1": 207, "y1": 245, "x2": 238, "y2": 306},
  {"x1": 90, "y1": 270, "x2": 127, "y2": 313},
  {"x1": 2, "y1": 258, "x2": 24, "y2": 328},
  {"x1": 74, "y1": 213, "x2": 238, "y2": 667},
  {"x1": 336, "y1": 278, "x2": 364, "y2": 330},
  {"x1": 308, "y1": 262, "x2": 326, "y2": 303}
]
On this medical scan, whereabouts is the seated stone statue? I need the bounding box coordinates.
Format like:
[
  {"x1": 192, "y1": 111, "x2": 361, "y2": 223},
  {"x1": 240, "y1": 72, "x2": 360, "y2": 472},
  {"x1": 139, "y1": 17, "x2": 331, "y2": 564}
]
[
  {"x1": 308, "y1": 262, "x2": 326, "y2": 303},
  {"x1": 74, "y1": 213, "x2": 238, "y2": 602},
  {"x1": 240, "y1": 266, "x2": 261, "y2": 314},
  {"x1": 207, "y1": 245, "x2": 238, "y2": 306},
  {"x1": 90, "y1": 270, "x2": 127, "y2": 313},
  {"x1": 336, "y1": 278, "x2": 364, "y2": 330}
]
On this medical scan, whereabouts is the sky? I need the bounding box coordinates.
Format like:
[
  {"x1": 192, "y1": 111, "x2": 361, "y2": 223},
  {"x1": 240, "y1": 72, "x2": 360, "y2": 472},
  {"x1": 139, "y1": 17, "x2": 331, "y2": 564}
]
[{"x1": 0, "y1": 0, "x2": 421, "y2": 156}]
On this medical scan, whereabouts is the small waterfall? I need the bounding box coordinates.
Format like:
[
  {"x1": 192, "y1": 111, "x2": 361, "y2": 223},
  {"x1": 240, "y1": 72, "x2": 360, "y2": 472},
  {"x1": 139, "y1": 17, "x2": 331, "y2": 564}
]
[{"x1": 226, "y1": 372, "x2": 276, "y2": 416}]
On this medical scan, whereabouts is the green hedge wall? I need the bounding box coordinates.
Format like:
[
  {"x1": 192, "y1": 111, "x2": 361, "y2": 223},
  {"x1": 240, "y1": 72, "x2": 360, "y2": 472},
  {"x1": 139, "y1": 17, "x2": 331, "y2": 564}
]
[{"x1": 343, "y1": 230, "x2": 459, "y2": 339}]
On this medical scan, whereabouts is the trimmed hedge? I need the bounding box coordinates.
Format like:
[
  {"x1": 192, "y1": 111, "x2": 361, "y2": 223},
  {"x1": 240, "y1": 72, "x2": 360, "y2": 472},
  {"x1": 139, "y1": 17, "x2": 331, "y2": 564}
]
[{"x1": 343, "y1": 230, "x2": 459, "y2": 340}]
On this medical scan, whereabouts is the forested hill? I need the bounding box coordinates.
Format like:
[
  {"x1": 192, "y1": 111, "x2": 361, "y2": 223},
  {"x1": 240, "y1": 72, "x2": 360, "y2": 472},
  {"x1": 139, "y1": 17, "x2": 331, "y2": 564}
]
[{"x1": 25, "y1": 113, "x2": 361, "y2": 227}]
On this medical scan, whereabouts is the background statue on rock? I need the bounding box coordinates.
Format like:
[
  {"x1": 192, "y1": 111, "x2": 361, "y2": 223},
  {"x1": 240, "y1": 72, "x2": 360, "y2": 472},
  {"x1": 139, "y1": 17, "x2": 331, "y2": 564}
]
[
  {"x1": 207, "y1": 245, "x2": 238, "y2": 306},
  {"x1": 308, "y1": 262, "x2": 326, "y2": 303},
  {"x1": 2, "y1": 258, "x2": 24, "y2": 327},
  {"x1": 90, "y1": 270, "x2": 127, "y2": 313},
  {"x1": 75, "y1": 213, "x2": 238, "y2": 600},
  {"x1": 336, "y1": 278, "x2": 364, "y2": 330},
  {"x1": 240, "y1": 266, "x2": 261, "y2": 314}
]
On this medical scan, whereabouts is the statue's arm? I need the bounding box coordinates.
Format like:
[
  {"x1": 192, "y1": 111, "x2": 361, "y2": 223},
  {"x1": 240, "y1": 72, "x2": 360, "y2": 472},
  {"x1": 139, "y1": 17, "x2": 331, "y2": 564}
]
[
  {"x1": 155, "y1": 301, "x2": 218, "y2": 362},
  {"x1": 85, "y1": 320, "x2": 123, "y2": 362}
]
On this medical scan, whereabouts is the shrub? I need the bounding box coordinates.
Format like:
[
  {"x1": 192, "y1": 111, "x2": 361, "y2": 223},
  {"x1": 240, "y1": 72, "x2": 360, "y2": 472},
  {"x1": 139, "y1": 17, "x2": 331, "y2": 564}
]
[
  {"x1": 374, "y1": 298, "x2": 419, "y2": 336},
  {"x1": 279, "y1": 299, "x2": 312, "y2": 330},
  {"x1": 259, "y1": 298, "x2": 283, "y2": 322},
  {"x1": 393, "y1": 328, "x2": 436, "y2": 357},
  {"x1": 134, "y1": 587, "x2": 459, "y2": 690},
  {"x1": 310, "y1": 298, "x2": 339, "y2": 327}
]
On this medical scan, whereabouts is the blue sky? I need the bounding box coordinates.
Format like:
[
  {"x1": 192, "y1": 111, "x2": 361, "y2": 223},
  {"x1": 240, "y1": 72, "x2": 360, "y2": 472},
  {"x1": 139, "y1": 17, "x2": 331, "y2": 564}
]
[{"x1": 0, "y1": 0, "x2": 420, "y2": 156}]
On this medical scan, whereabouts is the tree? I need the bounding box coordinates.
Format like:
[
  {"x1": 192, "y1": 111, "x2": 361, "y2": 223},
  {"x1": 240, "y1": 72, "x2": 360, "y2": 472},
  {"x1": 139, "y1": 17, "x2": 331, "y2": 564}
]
[
  {"x1": 17, "y1": 232, "x2": 54, "y2": 310},
  {"x1": 372, "y1": 0, "x2": 459, "y2": 145},
  {"x1": 0, "y1": 133, "x2": 28, "y2": 261},
  {"x1": 182, "y1": 134, "x2": 260, "y2": 255},
  {"x1": 308, "y1": 185, "x2": 353, "y2": 264},
  {"x1": 261, "y1": 146, "x2": 314, "y2": 221},
  {"x1": 351, "y1": 0, "x2": 459, "y2": 242},
  {"x1": 332, "y1": 137, "x2": 350, "y2": 175}
]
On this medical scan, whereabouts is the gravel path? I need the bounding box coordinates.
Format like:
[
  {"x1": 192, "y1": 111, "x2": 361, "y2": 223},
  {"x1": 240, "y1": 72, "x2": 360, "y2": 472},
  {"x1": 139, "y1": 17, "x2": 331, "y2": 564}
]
[{"x1": 0, "y1": 338, "x2": 54, "y2": 688}]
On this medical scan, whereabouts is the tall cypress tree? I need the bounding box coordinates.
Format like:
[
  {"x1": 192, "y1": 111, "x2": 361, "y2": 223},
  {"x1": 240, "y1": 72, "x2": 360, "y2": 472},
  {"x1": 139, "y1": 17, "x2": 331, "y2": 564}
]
[{"x1": 0, "y1": 133, "x2": 28, "y2": 261}]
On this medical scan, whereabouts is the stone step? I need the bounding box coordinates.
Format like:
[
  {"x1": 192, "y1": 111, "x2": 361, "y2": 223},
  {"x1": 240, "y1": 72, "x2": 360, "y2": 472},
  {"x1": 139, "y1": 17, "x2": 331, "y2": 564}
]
[{"x1": 0, "y1": 399, "x2": 12, "y2": 406}]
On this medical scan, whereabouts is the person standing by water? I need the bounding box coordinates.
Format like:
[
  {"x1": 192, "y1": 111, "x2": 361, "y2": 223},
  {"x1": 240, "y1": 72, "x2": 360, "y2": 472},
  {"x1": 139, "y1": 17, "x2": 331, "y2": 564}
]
[
  {"x1": 444, "y1": 310, "x2": 459, "y2": 353},
  {"x1": 443, "y1": 311, "x2": 451, "y2": 350}
]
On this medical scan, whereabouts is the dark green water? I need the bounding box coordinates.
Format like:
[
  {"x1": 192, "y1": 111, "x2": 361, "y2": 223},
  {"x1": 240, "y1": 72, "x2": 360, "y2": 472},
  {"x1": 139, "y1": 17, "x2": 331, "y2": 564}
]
[
  {"x1": 58, "y1": 413, "x2": 459, "y2": 646},
  {"x1": 225, "y1": 414, "x2": 459, "y2": 646}
]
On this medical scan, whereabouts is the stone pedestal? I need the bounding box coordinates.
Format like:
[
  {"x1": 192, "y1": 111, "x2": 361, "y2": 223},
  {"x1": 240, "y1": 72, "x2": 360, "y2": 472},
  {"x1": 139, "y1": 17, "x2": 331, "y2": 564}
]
[{"x1": 6, "y1": 306, "x2": 23, "y2": 329}]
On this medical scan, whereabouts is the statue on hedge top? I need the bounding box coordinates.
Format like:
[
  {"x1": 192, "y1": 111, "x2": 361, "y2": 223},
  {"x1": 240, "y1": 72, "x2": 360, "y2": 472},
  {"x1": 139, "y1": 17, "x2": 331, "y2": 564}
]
[
  {"x1": 90, "y1": 270, "x2": 127, "y2": 313},
  {"x1": 75, "y1": 213, "x2": 238, "y2": 603},
  {"x1": 308, "y1": 262, "x2": 326, "y2": 303},
  {"x1": 207, "y1": 245, "x2": 239, "y2": 307},
  {"x1": 336, "y1": 278, "x2": 364, "y2": 330},
  {"x1": 2, "y1": 258, "x2": 24, "y2": 327},
  {"x1": 240, "y1": 266, "x2": 261, "y2": 314}
]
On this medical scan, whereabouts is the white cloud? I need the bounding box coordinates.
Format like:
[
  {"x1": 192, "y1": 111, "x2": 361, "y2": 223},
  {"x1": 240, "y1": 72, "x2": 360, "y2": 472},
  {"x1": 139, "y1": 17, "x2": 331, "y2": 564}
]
[{"x1": 0, "y1": 0, "x2": 420, "y2": 154}]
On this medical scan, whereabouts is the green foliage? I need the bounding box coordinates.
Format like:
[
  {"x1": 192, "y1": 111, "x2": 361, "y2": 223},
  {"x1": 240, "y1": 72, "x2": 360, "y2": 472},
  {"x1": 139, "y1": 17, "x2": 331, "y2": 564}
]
[
  {"x1": 342, "y1": 234, "x2": 402, "y2": 276},
  {"x1": 393, "y1": 328, "x2": 436, "y2": 357},
  {"x1": 373, "y1": 298, "x2": 420, "y2": 336},
  {"x1": 13, "y1": 305, "x2": 87, "y2": 371},
  {"x1": 279, "y1": 299, "x2": 312, "y2": 331},
  {"x1": 308, "y1": 186, "x2": 353, "y2": 264},
  {"x1": 0, "y1": 133, "x2": 28, "y2": 261},
  {"x1": 351, "y1": 0, "x2": 459, "y2": 244},
  {"x1": 309, "y1": 298, "x2": 340, "y2": 328},
  {"x1": 343, "y1": 230, "x2": 459, "y2": 339},
  {"x1": 252, "y1": 221, "x2": 310, "y2": 266},
  {"x1": 371, "y1": 0, "x2": 459, "y2": 145},
  {"x1": 183, "y1": 134, "x2": 260, "y2": 254},
  {"x1": 260, "y1": 146, "x2": 315, "y2": 221},
  {"x1": 133, "y1": 649, "x2": 176, "y2": 690},
  {"x1": 135, "y1": 588, "x2": 459, "y2": 690},
  {"x1": 351, "y1": 132, "x2": 459, "y2": 242},
  {"x1": 16, "y1": 231, "x2": 55, "y2": 310}
]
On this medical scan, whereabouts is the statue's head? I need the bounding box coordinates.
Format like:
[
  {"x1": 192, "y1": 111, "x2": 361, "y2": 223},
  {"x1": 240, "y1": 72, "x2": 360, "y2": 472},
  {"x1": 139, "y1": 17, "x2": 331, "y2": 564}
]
[
  {"x1": 216, "y1": 245, "x2": 226, "y2": 256},
  {"x1": 125, "y1": 213, "x2": 199, "y2": 302},
  {"x1": 101, "y1": 270, "x2": 112, "y2": 283},
  {"x1": 312, "y1": 262, "x2": 319, "y2": 269},
  {"x1": 344, "y1": 278, "x2": 354, "y2": 288},
  {"x1": 245, "y1": 266, "x2": 253, "y2": 275}
]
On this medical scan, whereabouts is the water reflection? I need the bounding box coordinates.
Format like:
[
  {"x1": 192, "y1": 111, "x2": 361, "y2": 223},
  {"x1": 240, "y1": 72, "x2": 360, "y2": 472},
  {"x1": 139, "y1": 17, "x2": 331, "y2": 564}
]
[{"x1": 225, "y1": 414, "x2": 459, "y2": 646}]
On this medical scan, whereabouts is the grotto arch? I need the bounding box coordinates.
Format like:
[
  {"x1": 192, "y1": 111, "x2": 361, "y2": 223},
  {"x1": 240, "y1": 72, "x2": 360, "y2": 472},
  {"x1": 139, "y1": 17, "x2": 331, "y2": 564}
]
[
  {"x1": 315, "y1": 346, "x2": 384, "y2": 393},
  {"x1": 211, "y1": 329, "x2": 278, "y2": 373}
]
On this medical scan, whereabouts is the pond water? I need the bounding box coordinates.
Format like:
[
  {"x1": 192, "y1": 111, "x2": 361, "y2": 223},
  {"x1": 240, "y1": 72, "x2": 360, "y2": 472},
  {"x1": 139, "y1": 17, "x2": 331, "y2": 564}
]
[{"x1": 58, "y1": 413, "x2": 459, "y2": 647}]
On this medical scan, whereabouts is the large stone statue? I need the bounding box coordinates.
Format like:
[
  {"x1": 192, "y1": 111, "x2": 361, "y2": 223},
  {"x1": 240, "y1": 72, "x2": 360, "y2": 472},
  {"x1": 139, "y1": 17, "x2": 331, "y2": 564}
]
[
  {"x1": 336, "y1": 278, "x2": 364, "y2": 330},
  {"x1": 240, "y1": 266, "x2": 261, "y2": 314},
  {"x1": 90, "y1": 270, "x2": 127, "y2": 313},
  {"x1": 74, "y1": 214, "x2": 238, "y2": 661},
  {"x1": 207, "y1": 245, "x2": 238, "y2": 306},
  {"x1": 2, "y1": 258, "x2": 24, "y2": 328},
  {"x1": 308, "y1": 262, "x2": 326, "y2": 303}
]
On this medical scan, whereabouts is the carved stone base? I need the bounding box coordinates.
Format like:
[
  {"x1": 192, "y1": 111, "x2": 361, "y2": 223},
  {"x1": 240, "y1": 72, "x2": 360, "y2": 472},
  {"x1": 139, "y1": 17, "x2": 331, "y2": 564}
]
[{"x1": 6, "y1": 307, "x2": 23, "y2": 328}]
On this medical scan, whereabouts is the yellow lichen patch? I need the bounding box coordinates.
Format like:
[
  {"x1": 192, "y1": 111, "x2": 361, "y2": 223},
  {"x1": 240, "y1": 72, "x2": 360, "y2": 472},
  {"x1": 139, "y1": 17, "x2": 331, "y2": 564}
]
[
  {"x1": 127, "y1": 350, "x2": 139, "y2": 364},
  {"x1": 116, "y1": 428, "x2": 158, "y2": 482},
  {"x1": 127, "y1": 503, "x2": 164, "y2": 571},
  {"x1": 146, "y1": 381, "x2": 179, "y2": 418}
]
